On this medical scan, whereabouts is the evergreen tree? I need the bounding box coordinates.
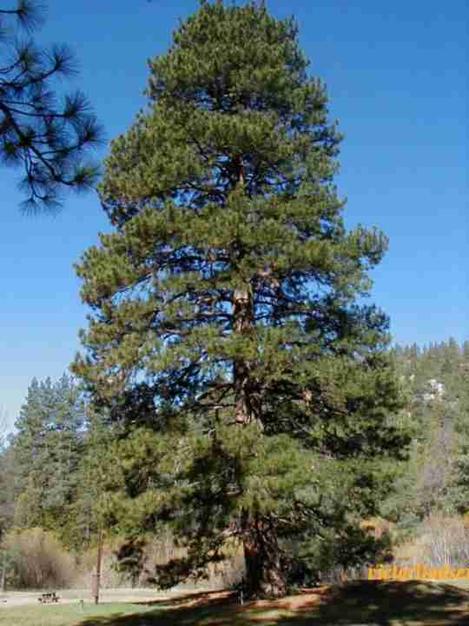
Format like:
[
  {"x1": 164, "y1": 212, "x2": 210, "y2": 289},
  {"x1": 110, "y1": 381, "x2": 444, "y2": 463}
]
[
  {"x1": 0, "y1": 0, "x2": 101, "y2": 211},
  {"x1": 386, "y1": 340, "x2": 469, "y2": 528},
  {"x1": 74, "y1": 1, "x2": 407, "y2": 597},
  {"x1": 0, "y1": 417, "x2": 15, "y2": 539},
  {"x1": 69, "y1": 410, "x2": 113, "y2": 549},
  {"x1": 12, "y1": 375, "x2": 85, "y2": 544}
]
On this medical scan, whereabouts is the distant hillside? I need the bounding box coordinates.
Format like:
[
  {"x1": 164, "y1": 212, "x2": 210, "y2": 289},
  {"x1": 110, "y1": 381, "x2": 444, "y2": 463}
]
[{"x1": 383, "y1": 340, "x2": 469, "y2": 561}]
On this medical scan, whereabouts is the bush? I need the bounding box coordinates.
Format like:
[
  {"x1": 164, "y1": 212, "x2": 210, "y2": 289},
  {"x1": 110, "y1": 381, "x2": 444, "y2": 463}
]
[
  {"x1": 396, "y1": 514, "x2": 469, "y2": 568},
  {"x1": 3, "y1": 527, "x2": 75, "y2": 589}
]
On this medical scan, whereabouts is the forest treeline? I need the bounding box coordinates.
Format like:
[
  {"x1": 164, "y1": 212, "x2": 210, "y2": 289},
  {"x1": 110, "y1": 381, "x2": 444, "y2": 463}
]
[{"x1": 1, "y1": 339, "x2": 468, "y2": 588}]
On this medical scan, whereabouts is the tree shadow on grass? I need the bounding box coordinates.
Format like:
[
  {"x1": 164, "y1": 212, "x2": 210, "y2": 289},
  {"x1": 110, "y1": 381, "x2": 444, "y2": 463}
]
[
  {"x1": 78, "y1": 581, "x2": 469, "y2": 626},
  {"x1": 281, "y1": 581, "x2": 469, "y2": 625}
]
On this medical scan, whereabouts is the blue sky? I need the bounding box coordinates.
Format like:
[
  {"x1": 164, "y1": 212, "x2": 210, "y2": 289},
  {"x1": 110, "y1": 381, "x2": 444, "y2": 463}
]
[{"x1": 0, "y1": 0, "x2": 467, "y2": 427}]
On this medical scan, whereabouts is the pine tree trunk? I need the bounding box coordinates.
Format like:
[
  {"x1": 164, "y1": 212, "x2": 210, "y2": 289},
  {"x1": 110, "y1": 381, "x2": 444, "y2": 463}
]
[
  {"x1": 233, "y1": 281, "x2": 286, "y2": 597},
  {"x1": 243, "y1": 516, "x2": 287, "y2": 598},
  {"x1": 232, "y1": 157, "x2": 285, "y2": 597},
  {"x1": 232, "y1": 157, "x2": 256, "y2": 425},
  {"x1": 233, "y1": 285, "x2": 255, "y2": 424}
]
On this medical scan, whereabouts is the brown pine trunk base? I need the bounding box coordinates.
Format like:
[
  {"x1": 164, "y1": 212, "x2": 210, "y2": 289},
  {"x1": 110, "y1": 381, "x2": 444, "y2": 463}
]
[{"x1": 243, "y1": 518, "x2": 287, "y2": 599}]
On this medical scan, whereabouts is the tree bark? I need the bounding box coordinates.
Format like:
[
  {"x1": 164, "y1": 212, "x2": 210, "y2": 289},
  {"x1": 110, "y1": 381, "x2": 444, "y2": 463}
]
[
  {"x1": 93, "y1": 529, "x2": 103, "y2": 605},
  {"x1": 231, "y1": 155, "x2": 286, "y2": 598},
  {"x1": 243, "y1": 515, "x2": 287, "y2": 598},
  {"x1": 233, "y1": 285, "x2": 256, "y2": 424}
]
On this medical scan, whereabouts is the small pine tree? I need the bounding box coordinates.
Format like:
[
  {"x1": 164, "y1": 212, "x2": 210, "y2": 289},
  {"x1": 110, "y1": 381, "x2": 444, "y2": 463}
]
[{"x1": 74, "y1": 1, "x2": 407, "y2": 597}]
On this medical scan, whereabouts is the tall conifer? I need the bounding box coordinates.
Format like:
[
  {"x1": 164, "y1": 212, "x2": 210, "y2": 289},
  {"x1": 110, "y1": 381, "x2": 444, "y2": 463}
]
[
  {"x1": 75, "y1": 1, "x2": 406, "y2": 597},
  {"x1": 12, "y1": 375, "x2": 85, "y2": 542}
]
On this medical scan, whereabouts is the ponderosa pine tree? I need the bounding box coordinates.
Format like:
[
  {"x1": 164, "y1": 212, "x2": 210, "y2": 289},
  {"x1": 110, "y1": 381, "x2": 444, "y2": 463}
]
[
  {"x1": 0, "y1": 0, "x2": 101, "y2": 211},
  {"x1": 74, "y1": 1, "x2": 407, "y2": 598}
]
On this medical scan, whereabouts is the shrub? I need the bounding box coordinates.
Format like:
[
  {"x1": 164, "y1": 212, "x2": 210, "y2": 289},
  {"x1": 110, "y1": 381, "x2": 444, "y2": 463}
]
[
  {"x1": 396, "y1": 514, "x2": 469, "y2": 568},
  {"x1": 3, "y1": 527, "x2": 75, "y2": 589}
]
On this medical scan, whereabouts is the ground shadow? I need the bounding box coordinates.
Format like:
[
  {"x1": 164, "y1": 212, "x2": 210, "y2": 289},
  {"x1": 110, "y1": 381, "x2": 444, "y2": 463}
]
[
  {"x1": 280, "y1": 581, "x2": 469, "y2": 625},
  {"x1": 136, "y1": 588, "x2": 236, "y2": 608},
  {"x1": 78, "y1": 580, "x2": 469, "y2": 626}
]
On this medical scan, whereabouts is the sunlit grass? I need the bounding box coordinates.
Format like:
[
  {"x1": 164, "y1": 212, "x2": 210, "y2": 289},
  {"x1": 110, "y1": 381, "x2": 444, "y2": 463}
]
[
  {"x1": 1, "y1": 581, "x2": 469, "y2": 626},
  {"x1": 0, "y1": 602, "x2": 154, "y2": 626}
]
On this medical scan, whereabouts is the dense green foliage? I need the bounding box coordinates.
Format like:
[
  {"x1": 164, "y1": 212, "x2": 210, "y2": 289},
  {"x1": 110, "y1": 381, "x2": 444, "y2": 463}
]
[
  {"x1": 0, "y1": 419, "x2": 15, "y2": 539},
  {"x1": 0, "y1": 0, "x2": 101, "y2": 210},
  {"x1": 1, "y1": 342, "x2": 467, "y2": 589},
  {"x1": 8, "y1": 376, "x2": 86, "y2": 546},
  {"x1": 386, "y1": 340, "x2": 469, "y2": 532},
  {"x1": 73, "y1": 1, "x2": 407, "y2": 597}
]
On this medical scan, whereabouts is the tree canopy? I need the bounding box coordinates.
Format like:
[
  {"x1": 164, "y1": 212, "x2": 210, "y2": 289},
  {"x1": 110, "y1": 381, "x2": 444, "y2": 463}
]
[
  {"x1": 74, "y1": 1, "x2": 408, "y2": 598},
  {"x1": 11, "y1": 375, "x2": 86, "y2": 545},
  {"x1": 385, "y1": 340, "x2": 469, "y2": 529},
  {"x1": 0, "y1": 0, "x2": 101, "y2": 211}
]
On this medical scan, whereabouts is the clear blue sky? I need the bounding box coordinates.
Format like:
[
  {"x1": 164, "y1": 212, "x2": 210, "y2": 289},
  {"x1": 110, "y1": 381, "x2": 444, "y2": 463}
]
[{"x1": 0, "y1": 0, "x2": 467, "y2": 427}]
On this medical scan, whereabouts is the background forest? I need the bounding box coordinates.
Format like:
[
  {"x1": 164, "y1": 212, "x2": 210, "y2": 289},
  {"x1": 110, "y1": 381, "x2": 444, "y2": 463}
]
[{"x1": 1, "y1": 339, "x2": 468, "y2": 589}]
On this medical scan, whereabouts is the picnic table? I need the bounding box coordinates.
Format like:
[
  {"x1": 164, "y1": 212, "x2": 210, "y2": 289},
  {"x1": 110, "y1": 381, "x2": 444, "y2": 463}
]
[{"x1": 38, "y1": 591, "x2": 59, "y2": 604}]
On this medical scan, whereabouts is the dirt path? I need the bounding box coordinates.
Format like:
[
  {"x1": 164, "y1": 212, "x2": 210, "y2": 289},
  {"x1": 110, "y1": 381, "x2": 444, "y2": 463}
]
[{"x1": 0, "y1": 587, "x2": 195, "y2": 608}]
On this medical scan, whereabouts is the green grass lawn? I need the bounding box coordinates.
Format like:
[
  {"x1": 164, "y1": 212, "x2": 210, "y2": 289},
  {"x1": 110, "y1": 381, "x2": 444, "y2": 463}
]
[
  {"x1": 0, "y1": 602, "x2": 154, "y2": 626},
  {"x1": 1, "y1": 581, "x2": 468, "y2": 626}
]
